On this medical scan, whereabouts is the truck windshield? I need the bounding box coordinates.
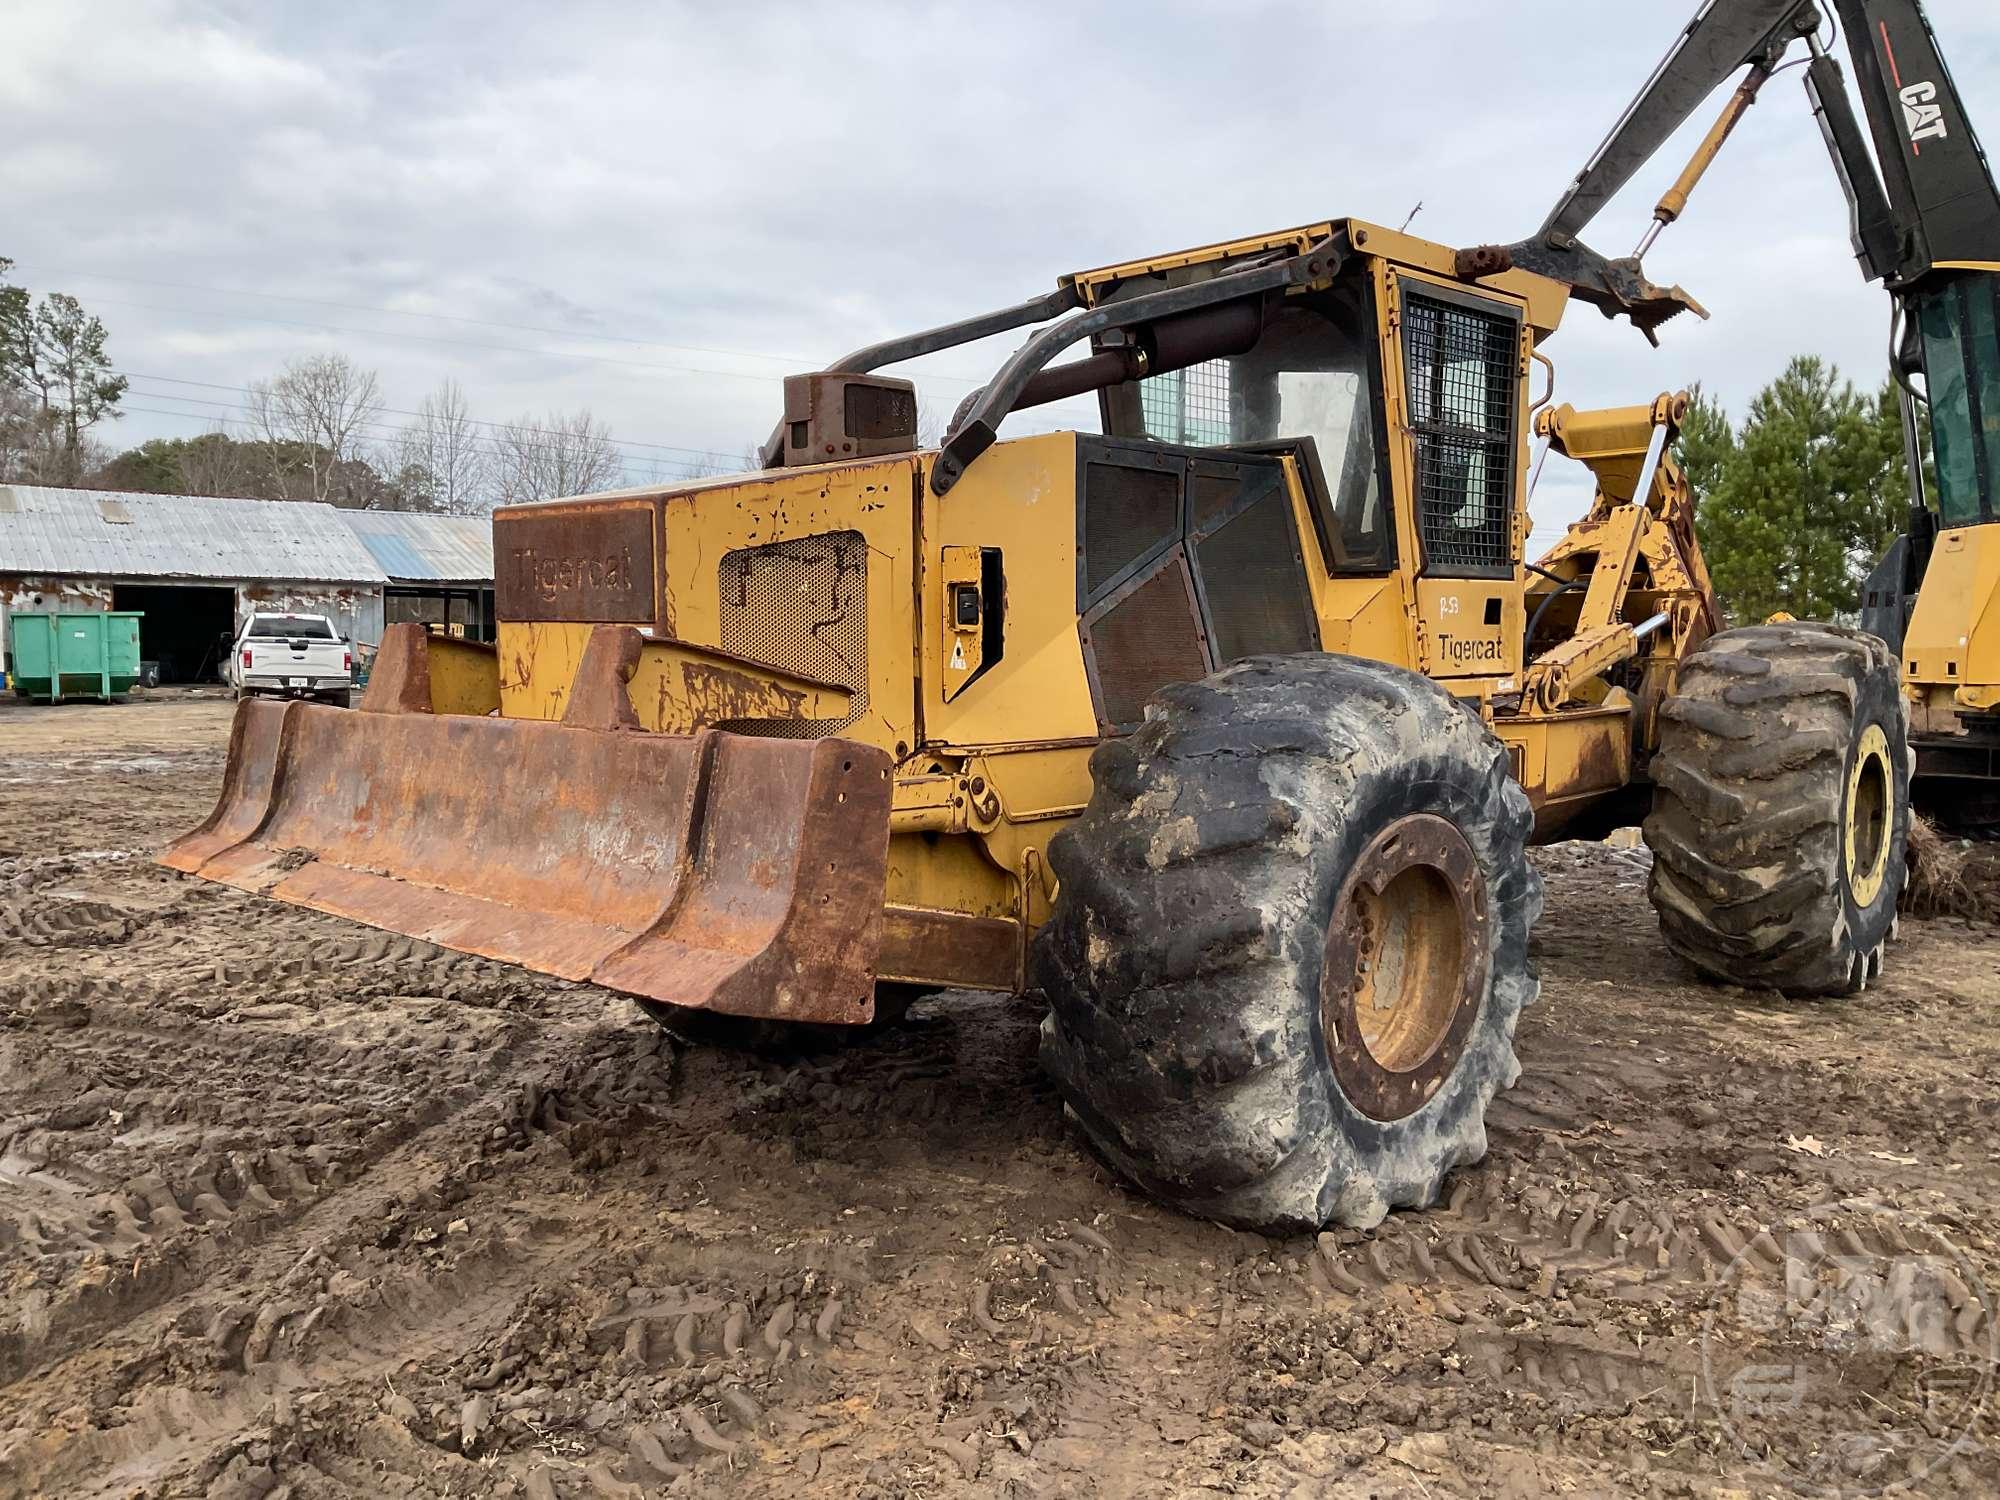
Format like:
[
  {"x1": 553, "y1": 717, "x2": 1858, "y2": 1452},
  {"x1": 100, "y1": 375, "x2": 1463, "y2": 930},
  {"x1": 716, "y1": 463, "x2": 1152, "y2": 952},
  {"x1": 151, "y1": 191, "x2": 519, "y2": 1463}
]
[
  {"x1": 1101, "y1": 282, "x2": 1391, "y2": 570},
  {"x1": 1917, "y1": 272, "x2": 2000, "y2": 527},
  {"x1": 248, "y1": 615, "x2": 335, "y2": 639}
]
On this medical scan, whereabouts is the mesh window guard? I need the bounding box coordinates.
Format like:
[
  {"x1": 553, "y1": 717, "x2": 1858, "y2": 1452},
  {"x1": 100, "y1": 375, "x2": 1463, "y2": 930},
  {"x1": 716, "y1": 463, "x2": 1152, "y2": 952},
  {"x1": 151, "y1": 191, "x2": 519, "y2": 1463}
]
[
  {"x1": 1402, "y1": 291, "x2": 1517, "y2": 573},
  {"x1": 1139, "y1": 361, "x2": 1233, "y2": 446},
  {"x1": 718, "y1": 530, "x2": 869, "y2": 738}
]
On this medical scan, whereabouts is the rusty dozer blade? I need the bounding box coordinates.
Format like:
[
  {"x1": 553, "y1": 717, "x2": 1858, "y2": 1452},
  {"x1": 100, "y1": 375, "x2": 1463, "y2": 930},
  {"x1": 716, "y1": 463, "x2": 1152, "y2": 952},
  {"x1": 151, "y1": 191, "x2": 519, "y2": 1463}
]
[{"x1": 161, "y1": 696, "x2": 893, "y2": 1024}]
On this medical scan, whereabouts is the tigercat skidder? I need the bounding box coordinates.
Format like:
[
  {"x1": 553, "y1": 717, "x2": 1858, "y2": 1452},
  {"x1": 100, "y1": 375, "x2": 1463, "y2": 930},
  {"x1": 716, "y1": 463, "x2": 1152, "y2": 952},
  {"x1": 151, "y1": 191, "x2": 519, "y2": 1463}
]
[{"x1": 166, "y1": 6, "x2": 1943, "y2": 1233}]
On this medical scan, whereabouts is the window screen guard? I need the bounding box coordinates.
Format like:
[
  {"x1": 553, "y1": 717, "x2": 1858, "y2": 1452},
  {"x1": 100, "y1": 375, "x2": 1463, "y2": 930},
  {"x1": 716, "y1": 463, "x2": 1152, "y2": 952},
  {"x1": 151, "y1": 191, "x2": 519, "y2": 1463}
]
[{"x1": 1401, "y1": 282, "x2": 1521, "y2": 577}]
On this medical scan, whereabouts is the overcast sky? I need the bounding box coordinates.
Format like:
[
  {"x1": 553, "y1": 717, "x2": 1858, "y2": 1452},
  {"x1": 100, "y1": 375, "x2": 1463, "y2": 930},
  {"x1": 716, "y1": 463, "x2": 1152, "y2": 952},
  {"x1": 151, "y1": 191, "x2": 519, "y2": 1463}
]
[{"x1": 5, "y1": 0, "x2": 1997, "y2": 542}]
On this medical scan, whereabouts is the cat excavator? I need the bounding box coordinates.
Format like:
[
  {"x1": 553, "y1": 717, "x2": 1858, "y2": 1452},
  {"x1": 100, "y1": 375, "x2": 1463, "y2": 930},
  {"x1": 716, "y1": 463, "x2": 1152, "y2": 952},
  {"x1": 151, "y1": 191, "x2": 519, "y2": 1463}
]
[{"x1": 1489, "y1": 0, "x2": 1999, "y2": 826}]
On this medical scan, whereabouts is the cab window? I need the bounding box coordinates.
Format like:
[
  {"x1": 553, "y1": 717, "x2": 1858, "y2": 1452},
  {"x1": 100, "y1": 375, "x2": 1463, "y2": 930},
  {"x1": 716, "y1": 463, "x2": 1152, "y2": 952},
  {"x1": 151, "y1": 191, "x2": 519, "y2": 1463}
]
[{"x1": 1101, "y1": 280, "x2": 1394, "y2": 573}]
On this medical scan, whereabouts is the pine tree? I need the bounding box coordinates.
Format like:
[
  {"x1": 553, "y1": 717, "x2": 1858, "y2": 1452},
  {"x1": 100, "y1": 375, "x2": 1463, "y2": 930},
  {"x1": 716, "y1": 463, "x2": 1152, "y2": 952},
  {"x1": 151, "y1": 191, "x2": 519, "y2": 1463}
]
[
  {"x1": 30, "y1": 293, "x2": 128, "y2": 483},
  {"x1": 1675, "y1": 385, "x2": 1734, "y2": 500},
  {"x1": 1692, "y1": 358, "x2": 1910, "y2": 624},
  {"x1": 0, "y1": 258, "x2": 29, "y2": 389}
]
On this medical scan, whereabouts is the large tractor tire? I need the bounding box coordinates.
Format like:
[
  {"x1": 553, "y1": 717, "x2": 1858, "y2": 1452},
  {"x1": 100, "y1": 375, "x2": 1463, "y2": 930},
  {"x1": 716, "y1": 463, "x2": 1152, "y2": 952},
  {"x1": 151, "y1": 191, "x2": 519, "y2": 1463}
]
[
  {"x1": 1033, "y1": 655, "x2": 1540, "y2": 1233},
  {"x1": 1644, "y1": 623, "x2": 1910, "y2": 996}
]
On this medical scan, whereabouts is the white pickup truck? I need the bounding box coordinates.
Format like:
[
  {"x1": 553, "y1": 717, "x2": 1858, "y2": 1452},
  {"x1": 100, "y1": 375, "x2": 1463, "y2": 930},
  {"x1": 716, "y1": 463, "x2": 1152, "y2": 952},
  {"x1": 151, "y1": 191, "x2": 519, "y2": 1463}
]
[{"x1": 229, "y1": 612, "x2": 353, "y2": 706}]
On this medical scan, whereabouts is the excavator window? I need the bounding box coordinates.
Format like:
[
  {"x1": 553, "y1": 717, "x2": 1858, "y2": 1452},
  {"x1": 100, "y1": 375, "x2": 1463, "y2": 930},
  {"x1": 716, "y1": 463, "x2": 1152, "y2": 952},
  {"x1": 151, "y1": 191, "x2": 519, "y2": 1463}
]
[
  {"x1": 1101, "y1": 282, "x2": 1394, "y2": 573},
  {"x1": 1915, "y1": 273, "x2": 2000, "y2": 527}
]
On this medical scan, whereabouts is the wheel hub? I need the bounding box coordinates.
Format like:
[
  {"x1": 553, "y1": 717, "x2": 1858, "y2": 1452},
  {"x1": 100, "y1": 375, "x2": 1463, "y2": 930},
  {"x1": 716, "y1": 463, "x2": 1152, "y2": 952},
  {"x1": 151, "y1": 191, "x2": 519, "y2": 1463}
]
[
  {"x1": 1845, "y1": 723, "x2": 1893, "y2": 908},
  {"x1": 1320, "y1": 814, "x2": 1491, "y2": 1123}
]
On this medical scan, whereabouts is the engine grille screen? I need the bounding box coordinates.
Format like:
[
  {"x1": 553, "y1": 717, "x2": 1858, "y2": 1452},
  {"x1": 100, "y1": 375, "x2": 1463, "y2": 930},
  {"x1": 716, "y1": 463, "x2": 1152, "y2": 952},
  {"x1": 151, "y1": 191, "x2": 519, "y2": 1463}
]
[
  {"x1": 1086, "y1": 561, "x2": 1210, "y2": 732},
  {"x1": 1083, "y1": 461, "x2": 1180, "y2": 599},
  {"x1": 1402, "y1": 289, "x2": 1518, "y2": 574},
  {"x1": 1190, "y1": 472, "x2": 1316, "y2": 663},
  {"x1": 718, "y1": 529, "x2": 868, "y2": 738}
]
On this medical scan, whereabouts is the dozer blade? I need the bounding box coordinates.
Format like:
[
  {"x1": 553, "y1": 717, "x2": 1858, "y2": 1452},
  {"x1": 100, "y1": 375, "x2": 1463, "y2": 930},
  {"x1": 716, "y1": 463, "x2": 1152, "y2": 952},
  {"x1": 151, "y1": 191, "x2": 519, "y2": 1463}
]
[{"x1": 161, "y1": 698, "x2": 893, "y2": 1023}]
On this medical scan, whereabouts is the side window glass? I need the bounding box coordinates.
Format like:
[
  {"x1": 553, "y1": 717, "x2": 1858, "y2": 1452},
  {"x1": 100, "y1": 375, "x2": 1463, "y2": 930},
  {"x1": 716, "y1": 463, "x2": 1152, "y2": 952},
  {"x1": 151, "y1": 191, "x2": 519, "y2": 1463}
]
[{"x1": 1918, "y1": 274, "x2": 2000, "y2": 528}]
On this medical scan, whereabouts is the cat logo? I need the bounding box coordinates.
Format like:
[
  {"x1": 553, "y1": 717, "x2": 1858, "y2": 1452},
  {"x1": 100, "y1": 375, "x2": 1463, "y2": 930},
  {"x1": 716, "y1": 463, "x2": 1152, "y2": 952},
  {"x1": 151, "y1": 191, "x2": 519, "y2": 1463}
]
[{"x1": 1899, "y1": 81, "x2": 1948, "y2": 146}]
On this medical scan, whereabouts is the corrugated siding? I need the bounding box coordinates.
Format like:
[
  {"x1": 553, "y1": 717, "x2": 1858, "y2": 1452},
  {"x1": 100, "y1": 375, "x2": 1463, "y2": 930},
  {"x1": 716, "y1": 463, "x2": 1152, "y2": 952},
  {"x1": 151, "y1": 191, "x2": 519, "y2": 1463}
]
[
  {"x1": 0, "y1": 486, "x2": 388, "y2": 583},
  {"x1": 339, "y1": 510, "x2": 493, "y2": 582}
]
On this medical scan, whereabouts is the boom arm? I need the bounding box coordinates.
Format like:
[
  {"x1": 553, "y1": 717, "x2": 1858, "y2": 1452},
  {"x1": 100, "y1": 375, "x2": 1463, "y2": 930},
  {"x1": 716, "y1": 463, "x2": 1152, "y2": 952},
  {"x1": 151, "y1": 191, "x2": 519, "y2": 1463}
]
[
  {"x1": 1532, "y1": 1, "x2": 1814, "y2": 255},
  {"x1": 1502, "y1": 0, "x2": 2000, "y2": 328},
  {"x1": 1831, "y1": 1, "x2": 2000, "y2": 283}
]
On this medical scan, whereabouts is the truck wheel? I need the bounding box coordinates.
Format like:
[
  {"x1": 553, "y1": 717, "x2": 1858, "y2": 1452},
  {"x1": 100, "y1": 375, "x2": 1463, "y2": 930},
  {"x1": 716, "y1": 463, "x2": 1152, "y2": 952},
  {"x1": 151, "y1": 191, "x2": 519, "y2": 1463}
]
[
  {"x1": 1644, "y1": 623, "x2": 1910, "y2": 996},
  {"x1": 632, "y1": 983, "x2": 928, "y2": 1053},
  {"x1": 1033, "y1": 655, "x2": 1539, "y2": 1233}
]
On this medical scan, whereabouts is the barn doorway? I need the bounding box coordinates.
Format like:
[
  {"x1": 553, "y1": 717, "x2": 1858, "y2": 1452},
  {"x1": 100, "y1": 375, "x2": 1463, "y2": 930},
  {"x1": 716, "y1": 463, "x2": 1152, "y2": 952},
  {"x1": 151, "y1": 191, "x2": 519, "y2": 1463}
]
[{"x1": 112, "y1": 584, "x2": 237, "y2": 684}]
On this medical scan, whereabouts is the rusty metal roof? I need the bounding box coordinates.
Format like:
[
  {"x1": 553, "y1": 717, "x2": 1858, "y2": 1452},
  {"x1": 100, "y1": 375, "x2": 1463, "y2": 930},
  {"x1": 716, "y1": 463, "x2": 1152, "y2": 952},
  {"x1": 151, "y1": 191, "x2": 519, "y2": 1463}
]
[
  {"x1": 0, "y1": 485, "x2": 388, "y2": 583},
  {"x1": 338, "y1": 509, "x2": 493, "y2": 583}
]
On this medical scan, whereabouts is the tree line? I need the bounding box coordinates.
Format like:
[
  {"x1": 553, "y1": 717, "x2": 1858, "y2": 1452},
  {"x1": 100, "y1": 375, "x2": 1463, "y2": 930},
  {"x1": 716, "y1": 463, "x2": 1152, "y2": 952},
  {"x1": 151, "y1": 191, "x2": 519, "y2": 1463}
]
[{"x1": 1, "y1": 258, "x2": 628, "y2": 513}]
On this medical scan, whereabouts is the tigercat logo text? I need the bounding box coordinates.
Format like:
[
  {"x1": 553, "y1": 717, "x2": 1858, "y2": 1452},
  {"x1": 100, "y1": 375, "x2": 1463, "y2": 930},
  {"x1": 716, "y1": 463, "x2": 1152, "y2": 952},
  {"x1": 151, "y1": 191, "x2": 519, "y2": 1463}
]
[
  {"x1": 512, "y1": 546, "x2": 637, "y2": 602},
  {"x1": 1439, "y1": 634, "x2": 1505, "y2": 668},
  {"x1": 1900, "y1": 81, "x2": 1948, "y2": 145}
]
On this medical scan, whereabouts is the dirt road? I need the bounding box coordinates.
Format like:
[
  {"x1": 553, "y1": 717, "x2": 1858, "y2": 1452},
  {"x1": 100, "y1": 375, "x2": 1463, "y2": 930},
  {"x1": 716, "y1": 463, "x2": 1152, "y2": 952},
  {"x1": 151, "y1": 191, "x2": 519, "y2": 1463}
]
[{"x1": 3, "y1": 695, "x2": 1997, "y2": 1498}]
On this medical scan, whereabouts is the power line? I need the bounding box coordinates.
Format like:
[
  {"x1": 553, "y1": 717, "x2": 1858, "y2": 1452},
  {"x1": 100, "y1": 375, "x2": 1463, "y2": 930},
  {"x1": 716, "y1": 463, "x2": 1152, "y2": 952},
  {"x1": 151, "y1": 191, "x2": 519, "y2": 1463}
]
[
  {"x1": 11, "y1": 268, "x2": 1112, "y2": 414},
  {"x1": 15, "y1": 261, "x2": 1055, "y2": 393},
  {"x1": 120, "y1": 386, "x2": 731, "y2": 478},
  {"x1": 116, "y1": 369, "x2": 747, "y2": 465},
  {"x1": 11, "y1": 261, "x2": 831, "y2": 368},
  {"x1": 116, "y1": 386, "x2": 1090, "y2": 483},
  {"x1": 74, "y1": 291, "x2": 1013, "y2": 394},
  {"x1": 82, "y1": 293, "x2": 824, "y2": 386},
  {"x1": 11, "y1": 266, "x2": 1117, "y2": 440},
  {"x1": 115, "y1": 397, "x2": 720, "y2": 483}
]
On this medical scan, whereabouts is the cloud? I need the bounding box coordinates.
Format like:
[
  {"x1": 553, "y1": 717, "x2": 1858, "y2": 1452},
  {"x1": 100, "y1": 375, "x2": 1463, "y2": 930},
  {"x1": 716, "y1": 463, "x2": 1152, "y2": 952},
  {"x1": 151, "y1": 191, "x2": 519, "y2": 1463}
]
[{"x1": 4, "y1": 0, "x2": 1995, "y2": 518}]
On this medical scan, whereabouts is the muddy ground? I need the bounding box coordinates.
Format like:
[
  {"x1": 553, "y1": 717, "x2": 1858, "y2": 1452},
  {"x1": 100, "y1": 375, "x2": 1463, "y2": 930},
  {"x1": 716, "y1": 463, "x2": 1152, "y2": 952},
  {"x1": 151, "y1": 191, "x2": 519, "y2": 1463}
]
[{"x1": 1, "y1": 693, "x2": 1996, "y2": 1499}]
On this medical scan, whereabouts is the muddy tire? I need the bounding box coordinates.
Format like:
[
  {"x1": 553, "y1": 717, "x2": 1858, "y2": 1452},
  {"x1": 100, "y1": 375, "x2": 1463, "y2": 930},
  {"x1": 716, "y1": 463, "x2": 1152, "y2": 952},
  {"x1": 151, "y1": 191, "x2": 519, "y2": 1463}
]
[
  {"x1": 1644, "y1": 623, "x2": 1910, "y2": 996},
  {"x1": 1032, "y1": 654, "x2": 1540, "y2": 1233},
  {"x1": 633, "y1": 983, "x2": 928, "y2": 1054}
]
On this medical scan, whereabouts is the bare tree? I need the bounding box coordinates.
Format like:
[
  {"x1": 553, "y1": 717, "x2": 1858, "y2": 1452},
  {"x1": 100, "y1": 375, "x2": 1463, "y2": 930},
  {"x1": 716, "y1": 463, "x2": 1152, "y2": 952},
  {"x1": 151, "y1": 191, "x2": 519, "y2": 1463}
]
[
  {"x1": 397, "y1": 377, "x2": 490, "y2": 514},
  {"x1": 245, "y1": 352, "x2": 383, "y2": 504},
  {"x1": 916, "y1": 395, "x2": 950, "y2": 449},
  {"x1": 176, "y1": 427, "x2": 253, "y2": 497},
  {"x1": 492, "y1": 408, "x2": 624, "y2": 504}
]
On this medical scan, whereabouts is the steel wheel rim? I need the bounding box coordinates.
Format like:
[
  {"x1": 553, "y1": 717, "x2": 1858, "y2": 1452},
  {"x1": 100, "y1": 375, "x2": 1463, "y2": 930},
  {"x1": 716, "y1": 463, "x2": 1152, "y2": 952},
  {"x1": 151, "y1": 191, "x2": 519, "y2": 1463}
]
[
  {"x1": 1846, "y1": 722, "x2": 1893, "y2": 908},
  {"x1": 1320, "y1": 814, "x2": 1491, "y2": 1122}
]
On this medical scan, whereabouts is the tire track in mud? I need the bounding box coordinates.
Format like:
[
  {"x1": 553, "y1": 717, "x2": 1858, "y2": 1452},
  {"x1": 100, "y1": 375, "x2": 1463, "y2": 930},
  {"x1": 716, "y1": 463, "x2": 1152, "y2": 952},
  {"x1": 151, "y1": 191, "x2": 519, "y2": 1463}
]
[
  {"x1": 6, "y1": 707, "x2": 1999, "y2": 1498},
  {"x1": 0, "y1": 935, "x2": 634, "y2": 1392},
  {"x1": 0, "y1": 1012, "x2": 687, "y2": 1497},
  {"x1": 0, "y1": 1223, "x2": 582, "y2": 1498}
]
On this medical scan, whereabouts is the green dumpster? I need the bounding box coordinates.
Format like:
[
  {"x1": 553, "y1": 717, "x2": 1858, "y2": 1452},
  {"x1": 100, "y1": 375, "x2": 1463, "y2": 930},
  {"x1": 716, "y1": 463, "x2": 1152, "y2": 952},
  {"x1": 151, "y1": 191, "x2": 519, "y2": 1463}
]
[{"x1": 7, "y1": 611, "x2": 144, "y2": 703}]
